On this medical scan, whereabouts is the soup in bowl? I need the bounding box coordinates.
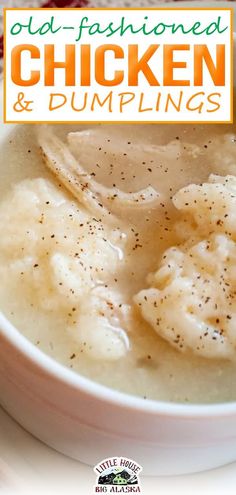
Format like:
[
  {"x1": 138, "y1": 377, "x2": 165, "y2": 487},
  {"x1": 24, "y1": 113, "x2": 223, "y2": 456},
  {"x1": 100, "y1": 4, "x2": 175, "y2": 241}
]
[{"x1": 1, "y1": 80, "x2": 236, "y2": 475}]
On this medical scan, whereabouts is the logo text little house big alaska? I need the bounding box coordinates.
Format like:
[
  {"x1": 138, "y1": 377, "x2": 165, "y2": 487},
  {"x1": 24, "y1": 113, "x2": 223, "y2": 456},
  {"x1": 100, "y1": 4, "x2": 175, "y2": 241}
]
[
  {"x1": 94, "y1": 457, "x2": 142, "y2": 493},
  {"x1": 4, "y1": 8, "x2": 233, "y2": 123}
]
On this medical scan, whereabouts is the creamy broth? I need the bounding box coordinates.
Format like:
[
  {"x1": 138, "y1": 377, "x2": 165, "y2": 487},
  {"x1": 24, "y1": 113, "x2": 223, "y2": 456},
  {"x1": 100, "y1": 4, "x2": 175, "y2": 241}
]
[{"x1": 1, "y1": 123, "x2": 236, "y2": 404}]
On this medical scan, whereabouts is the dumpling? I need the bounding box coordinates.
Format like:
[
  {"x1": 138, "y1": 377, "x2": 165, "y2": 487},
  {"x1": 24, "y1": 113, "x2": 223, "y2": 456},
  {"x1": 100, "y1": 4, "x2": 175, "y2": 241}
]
[
  {"x1": 0, "y1": 178, "x2": 130, "y2": 360},
  {"x1": 134, "y1": 175, "x2": 236, "y2": 359}
]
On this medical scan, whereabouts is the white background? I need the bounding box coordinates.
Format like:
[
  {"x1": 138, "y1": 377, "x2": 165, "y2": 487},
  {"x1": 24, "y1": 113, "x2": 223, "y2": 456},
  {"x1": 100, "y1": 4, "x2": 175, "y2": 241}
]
[
  {"x1": 1, "y1": 404, "x2": 236, "y2": 495},
  {"x1": 1, "y1": 2, "x2": 236, "y2": 494}
]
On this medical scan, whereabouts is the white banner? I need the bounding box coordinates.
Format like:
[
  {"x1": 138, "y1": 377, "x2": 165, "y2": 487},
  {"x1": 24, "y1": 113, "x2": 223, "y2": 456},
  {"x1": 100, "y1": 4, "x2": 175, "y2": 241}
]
[{"x1": 4, "y1": 8, "x2": 233, "y2": 123}]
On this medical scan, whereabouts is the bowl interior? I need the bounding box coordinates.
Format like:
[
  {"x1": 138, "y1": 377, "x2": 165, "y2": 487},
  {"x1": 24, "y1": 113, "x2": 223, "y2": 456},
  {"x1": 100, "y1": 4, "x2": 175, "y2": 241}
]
[{"x1": 1, "y1": 33, "x2": 236, "y2": 416}]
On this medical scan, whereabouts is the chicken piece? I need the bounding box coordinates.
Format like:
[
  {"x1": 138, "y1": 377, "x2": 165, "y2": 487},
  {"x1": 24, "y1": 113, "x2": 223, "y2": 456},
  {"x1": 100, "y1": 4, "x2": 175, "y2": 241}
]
[
  {"x1": 38, "y1": 128, "x2": 160, "y2": 219},
  {"x1": 68, "y1": 129, "x2": 202, "y2": 204}
]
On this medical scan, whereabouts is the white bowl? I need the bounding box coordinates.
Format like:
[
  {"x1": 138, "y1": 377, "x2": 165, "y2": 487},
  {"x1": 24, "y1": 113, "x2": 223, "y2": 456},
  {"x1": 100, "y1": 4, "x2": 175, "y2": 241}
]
[{"x1": 1, "y1": 47, "x2": 236, "y2": 476}]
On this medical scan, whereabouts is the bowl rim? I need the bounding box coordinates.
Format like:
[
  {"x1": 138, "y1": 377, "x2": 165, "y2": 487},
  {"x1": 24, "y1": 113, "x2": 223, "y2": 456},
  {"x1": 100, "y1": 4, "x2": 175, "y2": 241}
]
[
  {"x1": 1, "y1": 70, "x2": 236, "y2": 421},
  {"x1": 2, "y1": 311, "x2": 236, "y2": 418}
]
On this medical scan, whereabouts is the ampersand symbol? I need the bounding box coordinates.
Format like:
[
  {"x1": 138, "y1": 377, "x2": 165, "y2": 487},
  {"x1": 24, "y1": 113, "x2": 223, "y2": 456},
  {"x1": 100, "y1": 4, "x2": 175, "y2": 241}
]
[{"x1": 13, "y1": 92, "x2": 34, "y2": 113}]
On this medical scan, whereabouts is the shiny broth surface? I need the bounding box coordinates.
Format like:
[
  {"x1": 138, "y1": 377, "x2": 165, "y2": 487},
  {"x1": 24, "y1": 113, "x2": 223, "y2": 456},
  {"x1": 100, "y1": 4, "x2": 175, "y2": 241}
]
[{"x1": 1, "y1": 123, "x2": 236, "y2": 404}]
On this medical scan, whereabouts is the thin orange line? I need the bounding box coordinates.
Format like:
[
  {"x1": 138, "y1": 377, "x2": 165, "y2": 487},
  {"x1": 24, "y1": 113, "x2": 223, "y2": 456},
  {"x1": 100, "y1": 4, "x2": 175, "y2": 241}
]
[
  {"x1": 230, "y1": 8, "x2": 234, "y2": 123},
  {"x1": 3, "y1": 9, "x2": 6, "y2": 124},
  {"x1": 3, "y1": 120, "x2": 233, "y2": 125},
  {"x1": 3, "y1": 7, "x2": 233, "y2": 10}
]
